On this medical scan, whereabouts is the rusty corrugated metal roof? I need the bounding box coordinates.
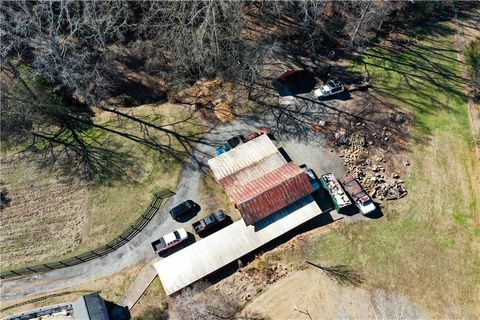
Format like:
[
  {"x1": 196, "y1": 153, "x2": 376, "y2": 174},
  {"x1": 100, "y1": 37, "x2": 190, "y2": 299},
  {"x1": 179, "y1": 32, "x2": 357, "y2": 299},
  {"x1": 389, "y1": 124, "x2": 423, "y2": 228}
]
[
  {"x1": 233, "y1": 163, "x2": 313, "y2": 225},
  {"x1": 209, "y1": 135, "x2": 313, "y2": 225}
]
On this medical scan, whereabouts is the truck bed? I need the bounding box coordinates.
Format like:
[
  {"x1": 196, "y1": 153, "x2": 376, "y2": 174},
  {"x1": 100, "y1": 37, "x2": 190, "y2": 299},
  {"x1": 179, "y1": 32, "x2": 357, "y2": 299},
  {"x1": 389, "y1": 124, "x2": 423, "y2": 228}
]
[
  {"x1": 339, "y1": 175, "x2": 368, "y2": 201},
  {"x1": 151, "y1": 238, "x2": 166, "y2": 252},
  {"x1": 320, "y1": 173, "x2": 352, "y2": 209}
]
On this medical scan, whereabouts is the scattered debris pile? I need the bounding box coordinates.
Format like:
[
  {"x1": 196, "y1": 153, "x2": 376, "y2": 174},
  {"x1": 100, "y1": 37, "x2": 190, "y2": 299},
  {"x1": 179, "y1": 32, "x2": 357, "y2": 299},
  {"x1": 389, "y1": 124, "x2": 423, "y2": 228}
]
[
  {"x1": 169, "y1": 78, "x2": 236, "y2": 123},
  {"x1": 337, "y1": 124, "x2": 409, "y2": 201}
]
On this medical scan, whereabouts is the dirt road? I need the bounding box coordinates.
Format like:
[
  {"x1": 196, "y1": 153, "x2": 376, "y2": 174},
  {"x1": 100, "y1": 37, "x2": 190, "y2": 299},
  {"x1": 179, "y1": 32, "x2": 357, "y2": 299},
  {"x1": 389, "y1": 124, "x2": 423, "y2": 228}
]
[{"x1": 0, "y1": 110, "x2": 346, "y2": 301}]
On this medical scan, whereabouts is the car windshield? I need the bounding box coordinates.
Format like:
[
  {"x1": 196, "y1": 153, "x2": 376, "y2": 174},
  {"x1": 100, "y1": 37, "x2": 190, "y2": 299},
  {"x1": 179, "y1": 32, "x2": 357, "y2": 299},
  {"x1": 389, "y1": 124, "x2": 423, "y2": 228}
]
[
  {"x1": 205, "y1": 216, "x2": 215, "y2": 224},
  {"x1": 360, "y1": 199, "x2": 372, "y2": 206},
  {"x1": 173, "y1": 231, "x2": 180, "y2": 239}
]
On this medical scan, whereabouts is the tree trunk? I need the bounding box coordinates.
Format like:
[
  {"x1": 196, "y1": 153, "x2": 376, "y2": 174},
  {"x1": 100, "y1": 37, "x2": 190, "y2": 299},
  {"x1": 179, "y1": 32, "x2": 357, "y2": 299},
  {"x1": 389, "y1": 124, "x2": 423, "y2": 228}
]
[{"x1": 349, "y1": 0, "x2": 372, "y2": 47}]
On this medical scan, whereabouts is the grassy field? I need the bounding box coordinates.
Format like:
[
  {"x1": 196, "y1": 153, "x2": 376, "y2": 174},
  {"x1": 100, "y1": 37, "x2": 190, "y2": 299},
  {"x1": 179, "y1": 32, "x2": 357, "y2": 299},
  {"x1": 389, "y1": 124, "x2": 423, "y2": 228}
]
[
  {"x1": 1, "y1": 103, "x2": 207, "y2": 269},
  {"x1": 130, "y1": 277, "x2": 168, "y2": 319},
  {"x1": 265, "y1": 22, "x2": 480, "y2": 317}
]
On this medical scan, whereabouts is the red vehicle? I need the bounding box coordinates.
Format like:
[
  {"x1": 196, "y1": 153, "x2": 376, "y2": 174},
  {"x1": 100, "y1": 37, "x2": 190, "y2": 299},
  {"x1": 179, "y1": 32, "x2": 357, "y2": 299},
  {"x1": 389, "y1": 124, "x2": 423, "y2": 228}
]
[
  {"x1": 246, "y1": 128, "x2": 270, "y2": 141},
  {"x1": 151, "y1": 228, "x2": 188, "y2": 255}
]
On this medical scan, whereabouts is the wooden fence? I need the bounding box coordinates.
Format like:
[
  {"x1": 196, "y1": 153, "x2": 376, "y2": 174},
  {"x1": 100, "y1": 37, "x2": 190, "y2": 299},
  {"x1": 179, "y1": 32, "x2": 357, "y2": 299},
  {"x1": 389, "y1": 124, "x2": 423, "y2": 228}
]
[{"x1": 0, "y1": 190, "x2": 174, "y2": 280}]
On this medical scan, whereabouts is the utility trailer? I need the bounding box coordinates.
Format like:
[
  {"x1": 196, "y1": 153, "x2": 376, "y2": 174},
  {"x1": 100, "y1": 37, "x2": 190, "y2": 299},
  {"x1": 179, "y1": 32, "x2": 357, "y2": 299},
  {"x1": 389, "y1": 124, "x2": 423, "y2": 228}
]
[
  {"x1": 339, "y1": 175, "x2": 376, "y2": 215},
  {"x1": 320, "y1": 173, "x2": 352, "y2": 211}
]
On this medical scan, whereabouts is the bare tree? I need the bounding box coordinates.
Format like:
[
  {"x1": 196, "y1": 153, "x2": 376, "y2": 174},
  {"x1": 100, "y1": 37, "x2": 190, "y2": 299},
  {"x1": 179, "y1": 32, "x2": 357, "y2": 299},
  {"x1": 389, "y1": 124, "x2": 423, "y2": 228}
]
[
  {"x1": 135, "y1": 1, "x2": 267, "y2": 86},
  {"x1": 1, "y1": 0, "x2": 132, "y2": 104},
  {"x1": 372, "y1": 290, "x2": 426, "y2": 320}
]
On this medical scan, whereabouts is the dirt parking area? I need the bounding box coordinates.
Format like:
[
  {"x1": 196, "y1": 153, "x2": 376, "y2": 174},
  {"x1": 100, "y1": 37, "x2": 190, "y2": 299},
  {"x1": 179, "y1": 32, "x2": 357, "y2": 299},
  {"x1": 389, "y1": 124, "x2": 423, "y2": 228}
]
[
  {"x1": 270, "y1": 82, "x2": 413, "y2": 202},
  {"x1": 243, "y1": 268, "x2": 373, "y2": 319}
]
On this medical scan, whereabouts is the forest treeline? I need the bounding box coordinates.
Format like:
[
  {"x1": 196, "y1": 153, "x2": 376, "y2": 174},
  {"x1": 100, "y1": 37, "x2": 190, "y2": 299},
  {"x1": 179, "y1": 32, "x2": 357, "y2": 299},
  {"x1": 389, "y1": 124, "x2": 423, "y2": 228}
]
[{"x1": 0, "y1": 0, "x2": 461, "y2": 179}]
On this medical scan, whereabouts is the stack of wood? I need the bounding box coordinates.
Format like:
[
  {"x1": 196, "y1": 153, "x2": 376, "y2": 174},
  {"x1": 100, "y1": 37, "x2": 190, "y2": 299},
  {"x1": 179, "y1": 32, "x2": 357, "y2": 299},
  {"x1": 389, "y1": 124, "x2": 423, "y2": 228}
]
[
  {"x1": 169, "y1": 77, "x2": 235, "y2": 122},
  {"x1": 338, "y1": 131, "x2": 408, "y2": 201}
]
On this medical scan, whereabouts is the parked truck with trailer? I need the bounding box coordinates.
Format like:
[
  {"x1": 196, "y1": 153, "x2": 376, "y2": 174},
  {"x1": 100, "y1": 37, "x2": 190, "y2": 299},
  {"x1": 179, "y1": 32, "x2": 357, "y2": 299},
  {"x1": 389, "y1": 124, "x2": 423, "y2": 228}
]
[
  {"x1": 320, "y1": 173, "x2": 352, "y2": 211},
  {"x1": 339, "y1": 175, "x2": 376, "y2": 214}
]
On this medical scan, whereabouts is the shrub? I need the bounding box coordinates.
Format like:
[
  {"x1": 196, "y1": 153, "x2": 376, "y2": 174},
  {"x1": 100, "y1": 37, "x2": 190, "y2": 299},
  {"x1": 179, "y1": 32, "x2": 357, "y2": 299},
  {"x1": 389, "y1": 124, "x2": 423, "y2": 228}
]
[{"x1": 463, "y1": 38, "x2": 480, "y2": 98}]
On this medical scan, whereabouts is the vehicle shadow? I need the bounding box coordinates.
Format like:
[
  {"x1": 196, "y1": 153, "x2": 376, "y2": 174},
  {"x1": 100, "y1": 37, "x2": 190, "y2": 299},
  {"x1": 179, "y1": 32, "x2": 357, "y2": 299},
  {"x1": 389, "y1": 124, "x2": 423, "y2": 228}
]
[
  {"x1": 311, "y1": 187, "x2": 335, "y2": 213},
  {"x1": 364, "y1": 203, "x2": 384, "y2": 219},
  {"x1": 196, "y1": 216, "x2": 234, "y2": 239},
  {"x1": 338, "y1": 205, "x2": 360, "y2": 217}
]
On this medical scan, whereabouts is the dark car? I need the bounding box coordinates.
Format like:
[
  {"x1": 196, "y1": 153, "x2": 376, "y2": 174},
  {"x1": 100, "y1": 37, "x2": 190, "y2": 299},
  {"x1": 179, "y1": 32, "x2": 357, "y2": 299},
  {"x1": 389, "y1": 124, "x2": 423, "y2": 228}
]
[
  {"x1": 226, "y1": 135, "x2": 245, "y2": 149},
  {"x1": 169, "y1": 200, "x2": 198, "y2": 219}
]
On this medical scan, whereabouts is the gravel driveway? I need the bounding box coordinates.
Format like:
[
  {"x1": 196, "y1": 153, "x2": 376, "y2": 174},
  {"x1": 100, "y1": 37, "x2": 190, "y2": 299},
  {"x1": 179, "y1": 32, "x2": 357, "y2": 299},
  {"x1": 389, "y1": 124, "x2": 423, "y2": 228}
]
[{"x1": 0, "y1": 105, "x2": 346, "y2": 301}]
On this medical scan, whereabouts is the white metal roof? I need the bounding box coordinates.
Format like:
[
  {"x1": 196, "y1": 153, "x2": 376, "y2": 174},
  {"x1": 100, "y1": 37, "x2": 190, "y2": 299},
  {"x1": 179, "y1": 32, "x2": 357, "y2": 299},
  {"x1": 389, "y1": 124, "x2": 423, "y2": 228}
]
[
  {"x1": 207, "y1": 134, "x2": 280, "y2": 180},
  {"x1": 153, "y1": 196, "x2": 323, "y2": 295}
]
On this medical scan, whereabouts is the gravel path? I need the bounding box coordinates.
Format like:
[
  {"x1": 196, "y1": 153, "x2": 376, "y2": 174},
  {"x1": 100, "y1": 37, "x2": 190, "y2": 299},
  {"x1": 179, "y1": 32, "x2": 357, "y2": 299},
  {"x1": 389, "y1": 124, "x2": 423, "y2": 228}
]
[{"x1": 0, "y1": 106, "x2": 347, "y2": 301}]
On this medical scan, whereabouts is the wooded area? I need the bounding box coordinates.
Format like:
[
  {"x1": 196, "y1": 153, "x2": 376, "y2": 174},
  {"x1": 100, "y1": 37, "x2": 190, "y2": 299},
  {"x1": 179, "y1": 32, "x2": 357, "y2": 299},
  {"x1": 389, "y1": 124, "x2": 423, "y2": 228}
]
[{"x1": 1, "y1": 0, "x2": 465, "y2": 180}]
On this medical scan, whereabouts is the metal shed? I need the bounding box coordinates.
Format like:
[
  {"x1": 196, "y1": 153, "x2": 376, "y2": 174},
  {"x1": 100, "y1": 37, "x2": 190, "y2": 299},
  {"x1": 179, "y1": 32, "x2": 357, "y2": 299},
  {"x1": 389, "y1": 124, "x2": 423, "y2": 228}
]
[
  {"x1": 154, "y1": 196, "x2": 323, "y2": 295},
  {"x1": 208, "y1": 134, "x2": 282, "y2": 180},
  {"x1": 229, "y1": 162, "x2": 313, "y2": 225},
  {"x1": 72, "y1": 293, "x2": 110, "y2": 320},
  {"x1": 208, "y1": 134, "x2": 313, "y2": 225}
]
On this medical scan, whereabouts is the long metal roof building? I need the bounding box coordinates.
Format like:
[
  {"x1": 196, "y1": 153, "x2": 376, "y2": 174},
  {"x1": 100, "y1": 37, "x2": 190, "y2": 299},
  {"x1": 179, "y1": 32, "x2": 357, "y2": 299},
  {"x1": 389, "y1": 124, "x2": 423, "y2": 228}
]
[
  {"x1": 208, "y1": 134, "x2": 313, "y2": 225},
  {"x1": 154, "y1": 196, "x2": 323, "y2": 295}
]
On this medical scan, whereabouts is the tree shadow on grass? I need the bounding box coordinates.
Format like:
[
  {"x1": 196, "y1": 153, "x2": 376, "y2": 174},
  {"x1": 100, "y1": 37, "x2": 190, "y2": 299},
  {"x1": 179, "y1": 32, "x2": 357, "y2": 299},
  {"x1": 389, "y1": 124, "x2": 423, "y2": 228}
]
[
  {"x1": 13, "y1": 106, "x2": 215, "y2": 184},
  {"x1": 306, "y1": 261, "x2": 366, "y2": 287}
]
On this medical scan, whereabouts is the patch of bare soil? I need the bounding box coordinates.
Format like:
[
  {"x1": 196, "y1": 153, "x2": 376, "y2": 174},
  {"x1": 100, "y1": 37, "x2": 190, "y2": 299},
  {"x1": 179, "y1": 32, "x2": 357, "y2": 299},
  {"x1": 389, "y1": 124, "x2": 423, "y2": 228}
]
[
  {"x1": 242, "y1": 267, "x2": 427, "y2": 320},
  {"x1": 211, "y1": 256, "x2": 290, "y2": 303},
  {"x1": 0, "y1": 158, "x2": 87, "y2": 268},
  {"x1": 242, "y1": 268, "x2": 372, "y2": 319}
]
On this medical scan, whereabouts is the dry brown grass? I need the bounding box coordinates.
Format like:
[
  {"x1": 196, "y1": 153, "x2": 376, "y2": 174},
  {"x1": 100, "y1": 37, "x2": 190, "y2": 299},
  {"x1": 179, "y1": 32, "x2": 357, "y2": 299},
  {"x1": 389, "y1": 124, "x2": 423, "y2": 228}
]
[
  {"x1": 1, "y1": 103, "x2": 208, "y2": 269},
  {"x1": 0, "y1": 262, "x2": 145, "y2": 319},
  {"x1": 0, "y1": 159, "x2": 87, "y2": 268},
  {"x1": 129, "y1": 277, "x2": 168, "y2": 319},
  {"x1": 198, "y1": 173, "x2": 241, "y2": 222},
  {"x1": 213, "y1": 102, "x2": 236, "y2": 123},
  {"x1": 295, "y1": 22, "x2": 480, "y2": 317}
]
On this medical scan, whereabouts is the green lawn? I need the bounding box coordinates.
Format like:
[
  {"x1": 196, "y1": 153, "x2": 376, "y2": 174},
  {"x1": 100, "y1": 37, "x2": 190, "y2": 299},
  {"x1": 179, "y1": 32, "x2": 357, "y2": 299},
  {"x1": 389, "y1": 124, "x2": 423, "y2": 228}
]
[{"x1": 304, "y1": 22, "x2": 480, "y2": 316}]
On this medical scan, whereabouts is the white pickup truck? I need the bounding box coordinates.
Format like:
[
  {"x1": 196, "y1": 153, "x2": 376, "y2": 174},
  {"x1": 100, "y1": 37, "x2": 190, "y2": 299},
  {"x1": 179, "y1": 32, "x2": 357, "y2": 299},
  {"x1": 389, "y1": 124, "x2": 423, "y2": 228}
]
[
  {"x1": 314, "y1": 80, "x2": 344, "y2": 98},
  {"x1": 339, "y1": 175, "x2": 376, "y2": 215}
]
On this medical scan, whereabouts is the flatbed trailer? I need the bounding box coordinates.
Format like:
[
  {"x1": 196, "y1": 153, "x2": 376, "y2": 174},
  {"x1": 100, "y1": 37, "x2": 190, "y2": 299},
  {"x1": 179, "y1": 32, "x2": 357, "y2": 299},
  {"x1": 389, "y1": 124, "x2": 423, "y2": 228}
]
[
  {"x1": 320, "y1": 173, "x2": 352, "y2": 210},
  {"x1": 339, "y1": 175, "x2": 376, "y2": 214}
]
